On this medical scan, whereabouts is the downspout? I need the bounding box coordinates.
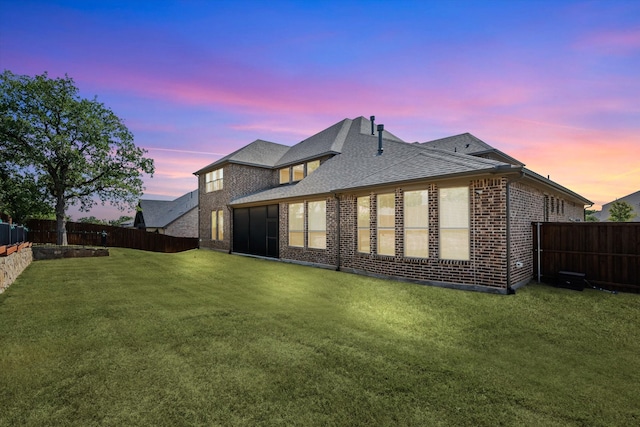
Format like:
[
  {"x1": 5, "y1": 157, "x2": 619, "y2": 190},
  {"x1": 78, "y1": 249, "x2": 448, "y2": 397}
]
[
  {"x1": 227, "y1": 204, "x2": 233, "y2": 254},
  {"x1": 505, "y1": 170, "x2": 525, "y2": 294},
  {"x1": 536, "y1": 222, "x2": 541, "y2": 283},
  {"x1": 197, "y1": 185, "x2": 201, "y2": 250},
  {"x1": 584, "y1": 202, "x2": 594, "y2": 222},
  {"x1": 334, "y1": 193, "x2": 341, "y2": 271}
]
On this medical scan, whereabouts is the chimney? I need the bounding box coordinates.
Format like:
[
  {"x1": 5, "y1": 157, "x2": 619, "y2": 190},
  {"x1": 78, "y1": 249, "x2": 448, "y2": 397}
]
[
  {"x1": 370, "y1": 116, "x2": 375, "y2": 135},
  {"x1": 377, "y1": 124, "x2": 384, "y2": 156}
]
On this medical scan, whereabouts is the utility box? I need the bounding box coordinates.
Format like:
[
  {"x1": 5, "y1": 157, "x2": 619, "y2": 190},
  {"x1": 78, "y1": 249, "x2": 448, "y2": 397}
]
[{"x1": 556, "y1": 271, "x2": 586, "y2": 291}]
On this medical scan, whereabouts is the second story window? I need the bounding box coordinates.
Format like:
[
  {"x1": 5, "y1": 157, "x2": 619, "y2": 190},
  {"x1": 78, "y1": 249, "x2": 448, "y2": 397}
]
[
  {"x1": 292, "y1": 164, "x2": 305, "y2": 182},
  {"x1": 279, "y1": 168, "x2": 290, "y2": 185},
  {"x1": 206, "y1": 168, "x2": 223, "y2": 192},
  {"x1": 307, "y1": 160, "x2": 320, "y2": 175},
  {"x1": 279, "y1": 160, "x2": 322, "y2": 185}
]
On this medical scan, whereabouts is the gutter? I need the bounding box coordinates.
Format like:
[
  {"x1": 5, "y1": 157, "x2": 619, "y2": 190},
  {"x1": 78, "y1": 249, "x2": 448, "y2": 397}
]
[
  {"x1": 521, "y1": 167, "x2": 592, "y2": 205},
  {"x1": 336, "y1": 166, "x2": 515, "y2": 195}
]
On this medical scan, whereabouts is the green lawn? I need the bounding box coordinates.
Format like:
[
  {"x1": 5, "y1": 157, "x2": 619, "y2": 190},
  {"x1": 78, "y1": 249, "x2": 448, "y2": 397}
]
[{"x1": 1, "y1": 248, "x2": 638, "y2": 426}]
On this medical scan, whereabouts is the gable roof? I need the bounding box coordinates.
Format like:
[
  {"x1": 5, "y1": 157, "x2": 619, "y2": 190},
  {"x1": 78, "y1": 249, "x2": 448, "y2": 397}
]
[
  {"x1": 137, "y1": 190, "x2": 198, "y2": 228},
  {"x1": 194, "y1": 139, "x2": 289, "y2": 174},
  {"x1": 420, "y1": 133, "x2": 525, "y2": 166}
]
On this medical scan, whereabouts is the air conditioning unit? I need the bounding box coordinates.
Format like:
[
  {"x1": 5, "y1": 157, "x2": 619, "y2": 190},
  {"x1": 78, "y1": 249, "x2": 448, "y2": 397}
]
[{"x1": 556, "y1": 271, "x2": 585, "y2": 291}]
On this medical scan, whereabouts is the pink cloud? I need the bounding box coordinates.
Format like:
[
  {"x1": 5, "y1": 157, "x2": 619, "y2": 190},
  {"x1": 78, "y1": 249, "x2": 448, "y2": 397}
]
[
  {"x1": 145, "y1": 147, "x2": 227, "y2": 157},
  {"x1": 576, "y1": 29, "x2": 640, "y2": 54},
  {"x1": 471, "y1": 118, "x2": 640, "y2": 210}
]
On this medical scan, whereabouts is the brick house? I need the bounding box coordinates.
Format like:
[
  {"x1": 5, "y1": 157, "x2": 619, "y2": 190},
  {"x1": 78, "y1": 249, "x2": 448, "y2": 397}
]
[
  {"x1": 133, "y1": 190, "x2": 198, "y2": 238},
  {"x1": 194, "y1": 116, "x2": 591, "y2": 293}
]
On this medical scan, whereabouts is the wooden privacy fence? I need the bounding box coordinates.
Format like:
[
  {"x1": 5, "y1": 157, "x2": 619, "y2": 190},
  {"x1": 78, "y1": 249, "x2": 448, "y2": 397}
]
[
  {"x1": 533, "y1": 222, "x2": 640, "y2": 293},
  {"x1": 27, "y1": 219, "x2": 199, "y2": 253}
]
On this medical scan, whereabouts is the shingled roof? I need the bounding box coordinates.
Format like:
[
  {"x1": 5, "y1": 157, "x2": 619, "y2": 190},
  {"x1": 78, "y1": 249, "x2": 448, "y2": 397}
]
[
  {"x1": 194, "y1": 139, "x2": 289, "y2": 174},
  {"x1": 420, "y1": 133, "x2": 525, "y2": 166},
  {"x1": 274, "y1": 117, "x2": 403, "y2": 167},
  {"x1": 194, "y1": 118, "x2": 404, "y2": 174},
  {"x1": 136, "y1": 190, "x2": 198, "y2": 228},
  {"x1": 192, "y1": 116, "x2": 590, "y2": 207},
  {"x1": 231, "y1": 117, "x2": 513, "y2": 206}
]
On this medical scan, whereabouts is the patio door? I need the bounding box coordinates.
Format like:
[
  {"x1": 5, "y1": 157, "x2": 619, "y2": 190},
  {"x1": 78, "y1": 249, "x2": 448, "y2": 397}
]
[{"x1": 233, "y1": 204, "x2": 279, "y2": 258}]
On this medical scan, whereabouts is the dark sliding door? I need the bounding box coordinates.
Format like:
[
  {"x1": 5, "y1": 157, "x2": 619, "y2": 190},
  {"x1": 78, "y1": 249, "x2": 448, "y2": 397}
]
[{"x1": 233, "y1": 204, "x2": 279, "y2": 258}]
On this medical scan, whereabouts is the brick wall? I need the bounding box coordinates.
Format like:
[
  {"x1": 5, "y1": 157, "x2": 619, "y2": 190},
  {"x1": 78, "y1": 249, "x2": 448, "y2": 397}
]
[
  {"x1": 471, "y1": 178, "x2": 508, "y2": 287},
  {"x1": 198, "y1": 163, "x2": 277, "y2": 251},
  {"x1": 197, "y1": 160, "x2": 587, "y2": 292},
  {"x1": 338, "y1": 180, "x2": 509, "y2": 290},
  {"x1": 279, "y1": 197, "x2": 339, "y2": 267},
  {"x1": 508, "y1": 181, "x2": 585, "y2": 286},
  {"x1": 165, "y1": 208, "x2": 198, "y2": 238}
]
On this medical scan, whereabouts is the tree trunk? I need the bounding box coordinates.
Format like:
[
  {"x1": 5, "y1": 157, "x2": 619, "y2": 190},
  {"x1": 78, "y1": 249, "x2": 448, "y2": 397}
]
[{"x1": 55, "y1": 195, "x2": 67, "y2": 246}]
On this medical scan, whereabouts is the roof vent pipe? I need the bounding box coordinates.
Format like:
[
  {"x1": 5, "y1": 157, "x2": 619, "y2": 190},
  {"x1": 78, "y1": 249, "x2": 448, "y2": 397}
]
[
  {"x1": 370, "y1": 116, "x2": 375, "y2": 135},
  {"x1": 377, "y1": 124, "x2": 384, "y2": 156}
]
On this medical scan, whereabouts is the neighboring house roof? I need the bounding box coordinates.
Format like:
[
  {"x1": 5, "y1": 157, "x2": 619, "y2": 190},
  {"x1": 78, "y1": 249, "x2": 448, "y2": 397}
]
[
  {"x1": 136, "y1": 190, "x2": 198, "y2": 228},
  {"x1": 194, "y1": 139, "x2": 289, "y2": 174},
  {"x1": 419, "y1": 133, "x2": 525, "y2": 166},
  {"x1": 595, "y1": 190, "x2": 640, "y2": 222}
]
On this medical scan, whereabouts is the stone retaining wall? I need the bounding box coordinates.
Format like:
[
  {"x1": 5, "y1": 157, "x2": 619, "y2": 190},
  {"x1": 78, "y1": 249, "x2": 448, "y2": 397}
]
[
  {"x1": 32, "y1": 246, "x2": 109, "y2": 260},
  {"x1": 0, "y1": 248, "x2": 33, "y2": 293}
]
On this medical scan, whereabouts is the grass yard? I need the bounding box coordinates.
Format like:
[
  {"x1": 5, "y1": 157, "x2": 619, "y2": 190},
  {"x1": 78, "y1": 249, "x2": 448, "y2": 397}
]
[{"x1": 1, "y1": 248, "x2": 639, "y2": 426}]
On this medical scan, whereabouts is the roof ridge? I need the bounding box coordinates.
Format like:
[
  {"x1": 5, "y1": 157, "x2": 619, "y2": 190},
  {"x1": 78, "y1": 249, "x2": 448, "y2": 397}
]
[
  {"x1": 425, "y1": 132, "x2": 474, "y2": 143},
  {"x1": 422, "y1": 132, "x2": 492, "y2": 150},
  {"x1": 331, "y1": 118, "x2": 352, "y2": 153},
  {"x1": 415, "y1": 145, "x2": 507, "y2": 167}
]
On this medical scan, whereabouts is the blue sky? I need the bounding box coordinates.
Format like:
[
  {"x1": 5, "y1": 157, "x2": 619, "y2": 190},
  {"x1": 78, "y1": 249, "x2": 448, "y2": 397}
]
[{"x1": 1, "y1": 0, "x2": 639, "y2": 219}]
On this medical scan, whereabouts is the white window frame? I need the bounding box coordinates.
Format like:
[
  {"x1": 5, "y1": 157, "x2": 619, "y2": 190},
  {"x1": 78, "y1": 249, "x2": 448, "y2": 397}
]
[
  {"x1": 357, "y1": 196, "x2": 370, "y2": 253},
  {"x1": 211, "y1": 210, "x2": 224, "y2": 241},
  {"x1": 307, "y1": 200, "x2": 326, "y2": 249},
  {"x1": 439, "y1": 187, "x2": 469, "y2": 260},
  {"x1": 377, "y1": 193, "x2": 395, "y2": 256},
  {"x1": 288, "y1": 203, "x2": 304, "y2": 247},
  {"x1": 404, "y1": 190, "x2": 429, "y2": 258},
  {"x1": 206, "y1": 168, "x2": 223, "y2": 192}
]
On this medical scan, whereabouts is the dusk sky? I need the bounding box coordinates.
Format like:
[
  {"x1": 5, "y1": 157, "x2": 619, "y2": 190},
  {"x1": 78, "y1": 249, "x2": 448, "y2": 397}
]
[{"x1": 1, "y1": 0, "x2": 639, "y2": 220}]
